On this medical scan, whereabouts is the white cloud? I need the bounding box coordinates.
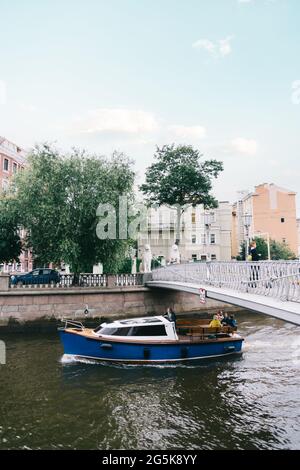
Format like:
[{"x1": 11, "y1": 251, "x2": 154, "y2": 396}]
[
  {"x1": 0, "y1": 80, "x2": 7, "y2": 105},
  {"x1": 192, "y1": 36, "x2": 234, "y2": 58},
  {"x1": 231, "y1": 137, "x2": 258, "y2": 155},
  {"x1": 192, "y1": 39, "x2": 216, "y2": 54},
  {"x1": 291, "y1": 80, "x2": 300, "y2": 105},
  {"x1": 219, "y1": 37, "x2": 233, "y2": 56},
  {"x1": 74, "y1": 108, "x2": 159, "y2": 135},
  {"x1": 168, "y1": 125, "x2": 206, "y2": 140}
]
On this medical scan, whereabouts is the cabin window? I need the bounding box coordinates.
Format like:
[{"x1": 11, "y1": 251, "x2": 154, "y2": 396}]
[
  {"x1": 129, "y1": 325, "x2": 167, "y2": 336},
  {"x1": 96, "y1": 324, "x2": 167, "y2": 336},
  {"x1": 97, "y1": 327, "x2": 131, "y2": 336}
]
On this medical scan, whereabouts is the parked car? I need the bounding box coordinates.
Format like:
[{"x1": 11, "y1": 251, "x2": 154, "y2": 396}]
[{"x1": 10, "y1": 268, "x2": 60, "y2": 286}]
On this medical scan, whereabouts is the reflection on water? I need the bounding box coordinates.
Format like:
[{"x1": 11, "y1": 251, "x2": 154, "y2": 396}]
[{"x1": 0, "y1": 312, "x2": 299, "y2": 450}]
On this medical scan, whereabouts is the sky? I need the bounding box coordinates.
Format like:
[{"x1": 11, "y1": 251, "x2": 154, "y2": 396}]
[{"x1": 0, "y1": 0, "x2": 300, "y2": 210}]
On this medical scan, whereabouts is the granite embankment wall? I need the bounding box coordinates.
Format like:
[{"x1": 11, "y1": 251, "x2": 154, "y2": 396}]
[{"x1": 0, "y1": 285, "x2": 240, "y2": 331}]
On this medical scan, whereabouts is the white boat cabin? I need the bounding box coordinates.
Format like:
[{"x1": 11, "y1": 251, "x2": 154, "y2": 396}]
[{"x1": 93, "y1": 316, "x2": 178, "y2": 341}]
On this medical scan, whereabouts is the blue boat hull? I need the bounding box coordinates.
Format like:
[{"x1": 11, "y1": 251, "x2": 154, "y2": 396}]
[{"x1": 59, "y1": 330, "x2": 243, "y2": 363}]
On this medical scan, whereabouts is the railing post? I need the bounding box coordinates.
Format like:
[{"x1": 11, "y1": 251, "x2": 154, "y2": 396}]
[
  {"x1": 107, "y1": 274, "x2": 116, "y2": 288},
  {"x1": 0, "y1": 273, "x2": 10, "y2": 291}
]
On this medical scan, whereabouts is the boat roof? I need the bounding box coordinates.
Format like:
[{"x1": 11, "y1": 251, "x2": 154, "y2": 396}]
[{"x1": 101, "y1": 315, "x2": 170, "y2": 328}]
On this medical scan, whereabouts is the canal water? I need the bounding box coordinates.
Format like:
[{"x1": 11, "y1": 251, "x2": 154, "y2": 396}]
[{"x1": 0, "y1": 312, "x2": 299, "y2": 450}]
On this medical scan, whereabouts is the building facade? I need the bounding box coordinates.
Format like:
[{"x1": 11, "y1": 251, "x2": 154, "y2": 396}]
[
  {"x1": 0, "y1": 136, "x2": 33, "y2": 272},
  {"x1": 297, "y1": 218, "x2": 300, "y2": 258},
  {"x1": 232, "y1": 183, "x2": 298, "y2": 258},
  {"x1": 138, "y1": 202, "x2": 232, "y2": 263}
]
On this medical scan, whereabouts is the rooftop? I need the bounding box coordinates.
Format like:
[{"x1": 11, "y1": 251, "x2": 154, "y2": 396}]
[{"x1": 0, "y1": 136, "x2": 27, "y2": 165}]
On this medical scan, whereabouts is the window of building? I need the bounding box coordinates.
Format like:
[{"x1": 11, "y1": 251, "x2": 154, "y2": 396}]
[
  {"x1": 192, "y1": 254, "x2": 197, "y2": 261},
  {"x1": 192, "y1": 234, "x2": 196, "y2": 244},
  {"x1": 210, "y1": 234, "x2": 216, "y2": 244},
  {"x1": 281, "y1": 218, "x2": 285, "y2": 223},
  {"x1": 211, "y1": 254, "x2": 217, "y2": 261},
  {"x1": 191, "y1": 211, "x2": 196, "y2": 224},
  {"x1": 3, "y1": 158, "x2": 9, "y2": 172},
  {"x1": 13, "y1": 162, "x2": 17, "y2": 173},
  {"x1": 201, "y1": 255, "x2": 207, "y2": 261},
  {"x1": 282, "y1": 238, "x2": 286, "y2": 244},
  {"x1": 201, "y1": 234, "x2": 206, "y2": 244}
]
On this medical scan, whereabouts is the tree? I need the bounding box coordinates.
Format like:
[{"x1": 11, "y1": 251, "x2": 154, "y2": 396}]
[
  {"x1": 0, "y1": 197, "x2": 22, "y2": 264},
  {"x1": 140, "y1": 144, "x2": 223, "y2": 243},
  {"x1": 269, "y1": 239, "x2": 296, "y2": 260},
  {"x1": 10, "y1": 144, "x2": 135, "y2": 275},
  {"x1": 239, "y1": 237, "x2": 296, "y2": 260},
  {"x1": 239, "y1": 237, "x2": 269, "y2": 260}
]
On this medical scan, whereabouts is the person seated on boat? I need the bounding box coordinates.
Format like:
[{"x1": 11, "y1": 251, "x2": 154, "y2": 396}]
[
  {"x1": 221, "y1": 312, "x2": 230, "y2": 325},
  {"x1": 209, "y1": 315, "x2": 222, "y2": 328},
  {"x1": 216, "y1": 310, "x2": 224, "y2": 322},
  {"x1": 227, "y1": 315, "x2": 237, "y2": 328}
]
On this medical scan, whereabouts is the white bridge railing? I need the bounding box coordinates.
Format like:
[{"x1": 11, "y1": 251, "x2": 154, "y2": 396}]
[{"x1": 152, "y1": 261, "x2": 300, "y2": 303}]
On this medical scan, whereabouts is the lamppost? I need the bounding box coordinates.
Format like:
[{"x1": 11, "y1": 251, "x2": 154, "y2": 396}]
[
  {"x1": 204, "y1": 212, "x2": 214, "y2": 261},
  {"x1": 243, "y1": 213, "x2": 252, "y2": 261}
]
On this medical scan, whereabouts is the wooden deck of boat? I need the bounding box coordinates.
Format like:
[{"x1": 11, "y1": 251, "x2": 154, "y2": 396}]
[{"x1": 65, "y1": 322, "x2": 239, "y2": 344}]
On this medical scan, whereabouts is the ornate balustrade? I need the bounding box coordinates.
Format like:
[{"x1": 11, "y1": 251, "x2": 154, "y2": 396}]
[
  {"x1": 152, "y1": 261, "x2": 300, "y2": 303},
  {"x1": 115, "y1": 273, "x2": 144, "y2": 287},
  {"x1": 8, "y1": 273, "x2": 144, "y2": 289}
]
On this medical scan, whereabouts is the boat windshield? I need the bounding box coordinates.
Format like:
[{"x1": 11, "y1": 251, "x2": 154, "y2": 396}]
[{"x1": 94, "y1": 325, "x2": 167, "y2": 336}]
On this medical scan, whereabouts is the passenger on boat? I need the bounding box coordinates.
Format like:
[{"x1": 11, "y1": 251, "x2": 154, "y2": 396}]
[
  {"x1": 164, "y1": 307, "x2": 177, "y2": 326},
  {"x1": 221, "y1": 313, "x2": 230, "y2": 325},
  {"x1": 216, "y1": 310, "x2": 224, "y2": 322},
  {"x1": 227, "y1": 315, "x2": 237, "y2": 328},
  {"x1": 209, "y1": 315, "x2": 222, "y2": 328}
]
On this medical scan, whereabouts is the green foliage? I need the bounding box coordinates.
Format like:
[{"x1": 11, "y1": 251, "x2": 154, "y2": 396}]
[
  {"x1": 239, "y1": 237, "x2": 296, "y2": 261},
  {"x1": 239, "y1": 237, "x2": 269, "y2": 260},
  {"x1": 10, "y1": 144, "x2": 135, "y2": 273},
  {"x1": 151, "y1": 257, "x2": 162, "y2": 269},
  {"x1": 116, "y1": 257, "x2": 132, "y2": 274},
  {"x1": 269, "y1": 239, "x2": 296, "y2": 260},
  {"x1": 140, "y1": 144, "x2": 223, "y2": 241},
  {"x1": 0, "y1": 197, "x2": 22, "y2": 263}
]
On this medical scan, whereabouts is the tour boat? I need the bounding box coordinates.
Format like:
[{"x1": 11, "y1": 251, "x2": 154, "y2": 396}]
[{"x1": 58, "y1": 315, "x2": 244, "y2": 364}]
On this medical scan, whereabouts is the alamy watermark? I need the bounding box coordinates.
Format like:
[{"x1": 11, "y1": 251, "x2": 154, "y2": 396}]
[
  {"x1": 95, "y1": 196, "x2": 205, "y2": 242},
  {"x1": 291, "y1": 80, "x2": 300, "y2": 105},
  {"x1": 0, "y1": 340, "x2": 6, "y2": 365}
]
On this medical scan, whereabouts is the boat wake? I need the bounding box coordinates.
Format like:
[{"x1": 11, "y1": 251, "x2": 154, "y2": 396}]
[{"x1": 60, "y1": 354, "x2": 100, "y2": 365}]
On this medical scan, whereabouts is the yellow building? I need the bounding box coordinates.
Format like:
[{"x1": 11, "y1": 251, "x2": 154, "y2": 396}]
[{"x1": 232, "y1": 183, "x2": 298, "y2": 258}]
